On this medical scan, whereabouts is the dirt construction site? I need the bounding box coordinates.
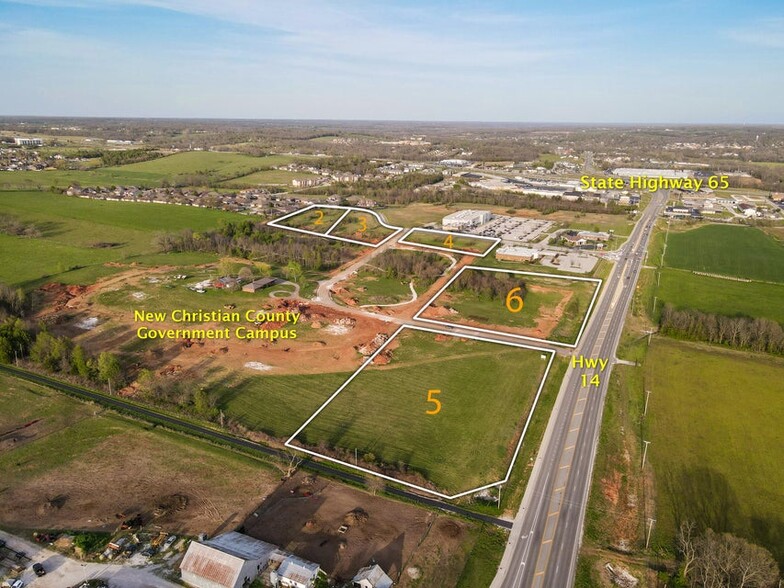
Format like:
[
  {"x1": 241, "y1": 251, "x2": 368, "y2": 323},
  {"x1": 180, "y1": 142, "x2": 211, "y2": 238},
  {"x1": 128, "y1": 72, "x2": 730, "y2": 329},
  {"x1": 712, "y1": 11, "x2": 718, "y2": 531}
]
[
  {"x1": 34, "y1": 265, "x2": 398, "y2": 384},
  {"x1": 242, "y1": 471, "x2": 480, "y2": 586}
]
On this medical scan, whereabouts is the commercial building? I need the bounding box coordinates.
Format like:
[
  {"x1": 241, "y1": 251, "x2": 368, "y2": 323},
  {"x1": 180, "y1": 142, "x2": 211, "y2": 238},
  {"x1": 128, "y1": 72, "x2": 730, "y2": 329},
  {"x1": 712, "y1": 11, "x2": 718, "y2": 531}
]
[
  {"x1": 495, "y1": 245, "x2": 540, "y2": 262},
  {"x1": 611, "y1": 167, "x2": 694, "y2": 179},
  {"x1": 180, "y1": 532, "x2": 277, "y2": 588},
  {"x1": 442, "y1": 209, "x2": 492, "y2": 230},
  {"x1": 13, "y1": 137, "x2": 43, "y2": 146}
]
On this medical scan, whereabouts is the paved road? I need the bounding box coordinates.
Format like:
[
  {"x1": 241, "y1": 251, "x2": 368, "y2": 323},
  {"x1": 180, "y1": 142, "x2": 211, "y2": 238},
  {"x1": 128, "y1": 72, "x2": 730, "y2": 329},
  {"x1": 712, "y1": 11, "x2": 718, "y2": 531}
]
[
  {"x1": 0, "y1": 364, "x2": 511, "y2": 531},
  {"x1": 493, "y1": 191, "x2": 669, "y2": 588}
]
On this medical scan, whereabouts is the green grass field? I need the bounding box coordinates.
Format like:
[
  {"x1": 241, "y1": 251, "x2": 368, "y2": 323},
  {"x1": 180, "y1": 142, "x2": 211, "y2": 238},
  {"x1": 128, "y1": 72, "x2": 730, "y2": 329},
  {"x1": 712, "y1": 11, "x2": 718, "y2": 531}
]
[
  {"x1": 645, "y1": 339, "x2": 784, "y2": 565},
  {"x1": 293, "y1": 328, "x2": 551, "y2": 495},
  {"x1": 329, "y1": 210, "x2": 398, "y2": 244},
  {"x1": 656, "y1": 268, "x2": 784, "y2": 324},
  {"x1": 0, "y1": 191, "x2": 240, "y2": 287},
  {"x1": 211, "y1": 372, "x2": 353, "y2": 438},
  {"x1": 422, "y1": 269, "x2": 598, "y2": 345},
  {"x1": 275, "y1": 206, "x2": 346, "y2": 234},
  {"x1": 664, "y1": 224, "x2": 784, "y2": 282},
  {"x1": 403, "y1": 228, "x2": 497, "y2": 255},
  {"x1": 220, "y1": 168, "x2": 317, "y2": 187},
  {"x1": 0, "y1": 152, "x2": 297, "y2": 189}
]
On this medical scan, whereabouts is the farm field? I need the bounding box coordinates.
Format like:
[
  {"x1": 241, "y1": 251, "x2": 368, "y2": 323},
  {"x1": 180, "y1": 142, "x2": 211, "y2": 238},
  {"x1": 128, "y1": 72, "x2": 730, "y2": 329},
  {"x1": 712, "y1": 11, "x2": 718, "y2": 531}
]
[
  {"x1": 291, "y1": 327, "x2": 552, "y2": 496},
  {"x1": 329, "y1": 210, "x2": 399, "y2": 244},
  {"x1": 0, "y1": 152, "x2": 297, "y2": 189},
  {"x1": 664, "y1": 224, "x2": 784, "y2": 282},
  {"x1": 656, "y1": 268, "x2": 784, "y2": 324},
  {"x1": 401, "y1": 228, "x2": 497, "y2": 255},
  {"x1": 274, "y1": 206, "x2": 347, "y2": 234},
  {"x1": 418, "y1": 267, "x2": 599, "y2": 345},
  {"x1": 0, "y1": 372, "x2": 279, "y2": 535},
  {"x1": 221, "y1": 168, "x2": 317, "y2": 187},
  {"x1": 0, "y1": 191, "x2": 240, "y2": 287},
  {"x1": 645, "y1": 339, "x2": 784, "y2": 566}
]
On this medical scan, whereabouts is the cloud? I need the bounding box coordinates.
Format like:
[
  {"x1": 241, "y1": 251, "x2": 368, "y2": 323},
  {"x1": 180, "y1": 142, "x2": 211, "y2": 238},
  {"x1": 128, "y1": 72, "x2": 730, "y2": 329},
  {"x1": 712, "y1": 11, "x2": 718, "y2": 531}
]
[{"x1": 727, "y1": 17, "x2": 784, "y2": 49}]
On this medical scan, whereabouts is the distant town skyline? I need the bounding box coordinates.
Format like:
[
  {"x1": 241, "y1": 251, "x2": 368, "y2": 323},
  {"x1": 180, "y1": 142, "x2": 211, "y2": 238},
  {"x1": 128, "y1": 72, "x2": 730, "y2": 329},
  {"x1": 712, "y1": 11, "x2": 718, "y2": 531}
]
[{"x1": 1, "y1": 0, "x2": 783, "y2": 123}]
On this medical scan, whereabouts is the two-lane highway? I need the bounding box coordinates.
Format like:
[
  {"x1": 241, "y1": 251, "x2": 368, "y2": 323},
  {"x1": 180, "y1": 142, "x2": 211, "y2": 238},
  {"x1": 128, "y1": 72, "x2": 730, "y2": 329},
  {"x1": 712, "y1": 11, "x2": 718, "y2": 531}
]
[{"x1": 493, "y1": 191, "x2": 669, "y2": 588}]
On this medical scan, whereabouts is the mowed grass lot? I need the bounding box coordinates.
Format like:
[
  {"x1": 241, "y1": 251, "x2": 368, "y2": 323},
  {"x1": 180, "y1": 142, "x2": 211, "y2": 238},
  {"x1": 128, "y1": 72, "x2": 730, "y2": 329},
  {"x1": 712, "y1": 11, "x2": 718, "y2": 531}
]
[
  {"x1": 645, "y1": 339, "x2": 784, "y2": 565},
  {"x1": 403, "y1": 228, "x2": 497, "y2": 254},
  {"x1": 212, "y1": 372, "x2": 353, "y2": 439},
  {"x1": 0, "y1": 191, "x2": 240, "y2": 287},
  {"x1": 294, "y1": 328, "x2": 551, "y2": 495},
  {"x1": 0, "y1": 372, "x2": 279, "y2": 534},
  {"x1": 665, "y1": 224, "x2": 784, "y2": 282},
  {"x1": 423, "y1": 269, "x2": 598, "y2": 345},
  {"x1": 0, "y1": 152, "x2": 297, "y2": 189}
]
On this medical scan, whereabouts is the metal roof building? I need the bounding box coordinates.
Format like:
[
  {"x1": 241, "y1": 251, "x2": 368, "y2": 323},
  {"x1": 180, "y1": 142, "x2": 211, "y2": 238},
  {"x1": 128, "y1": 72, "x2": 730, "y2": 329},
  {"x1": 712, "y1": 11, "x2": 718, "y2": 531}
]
[
  {"x1": 180, "y1": 532, "x2": 277, "y2": 588},
  {"x1": 353, "y1": 563, "x2": 394, "y2": 588}
]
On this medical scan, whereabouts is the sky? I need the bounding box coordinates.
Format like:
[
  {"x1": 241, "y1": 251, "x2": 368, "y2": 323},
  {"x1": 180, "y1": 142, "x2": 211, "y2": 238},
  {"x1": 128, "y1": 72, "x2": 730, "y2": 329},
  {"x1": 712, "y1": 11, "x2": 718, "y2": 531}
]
[{"x1": 1, "y1": 0, "x2": 783, "y2": 123}]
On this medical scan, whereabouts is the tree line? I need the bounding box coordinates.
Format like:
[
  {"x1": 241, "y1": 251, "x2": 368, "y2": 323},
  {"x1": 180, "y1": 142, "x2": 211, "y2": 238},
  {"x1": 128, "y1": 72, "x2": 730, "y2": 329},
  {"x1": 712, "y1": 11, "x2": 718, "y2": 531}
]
[
  {"x1": 660, "y1": 304, "x2": 784, "y2": 355},
  {"x1": 100, "y1": 148, "x2": 162, "y2": 167},
  {"x1": 374, "y1": 250, "x2": 448, "y2": 287},
  {"x1": 677, "y1": 522, "x2": 779, "y2": 588},
  {"x1": 156, "y1": 220, "x2": 359, "y2": 272},
  {"x1": 453, "y1": 271, "x2": 527, "y2": 301},
  {"x1": 0, "y1": 214, "x2": 43, "y2": 238}
]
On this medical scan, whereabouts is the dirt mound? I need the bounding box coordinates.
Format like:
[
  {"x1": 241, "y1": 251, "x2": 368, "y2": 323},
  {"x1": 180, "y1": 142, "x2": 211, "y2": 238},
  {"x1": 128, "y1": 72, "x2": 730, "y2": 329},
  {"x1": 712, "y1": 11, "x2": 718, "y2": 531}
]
[
  {"x1": 437, "y1": 519, "x2": 463, "y2": 538},
  {"x1": 153, "y1": 494, "x2": 189, "y2": 517},
  {"x1": 344, "y1": 508, "x2": 369, "y2": 525}
]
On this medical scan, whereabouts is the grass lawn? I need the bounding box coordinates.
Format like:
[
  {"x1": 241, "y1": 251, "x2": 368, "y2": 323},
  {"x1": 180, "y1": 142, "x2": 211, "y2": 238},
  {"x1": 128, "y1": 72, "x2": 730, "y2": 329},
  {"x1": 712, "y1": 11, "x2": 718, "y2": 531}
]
[
  {"x1": 403, "y1": 228, "x2": 497, "y2": 255},
  {"x1": 0, "y1": 191, "x2": 238, "y2": 287},
  {"x1": 664, "y1": 224, "x2": 784, "y2": 282},
  {"x1": 422, "y1": 268, "x2": 598, "y2": 345},
  {"x1": 329, "y1": 210, "x2": 398, "y2": 244},
  {"x1": 293, "y1": 328, "x2": 551, "y2": 495},
  {"x1": 455, "y1": 525, "x2": 509, "y2": 588},
  {"x1": 275, "y1": 206, "x2": 347, "y2": 234},
  {"x1": 645, "y1": 338, "x2": 784, "y2": 566},
  {"x1": 211, "y1": 372, "x2": 353, "y2": 439}
]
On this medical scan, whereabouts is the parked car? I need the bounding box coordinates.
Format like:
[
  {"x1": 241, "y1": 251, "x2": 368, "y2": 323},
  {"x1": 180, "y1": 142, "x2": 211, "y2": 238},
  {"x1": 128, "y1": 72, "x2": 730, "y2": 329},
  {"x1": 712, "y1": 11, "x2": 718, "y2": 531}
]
[{"x1": 33, "y1": 562, "x2": 46, "y2": 577}]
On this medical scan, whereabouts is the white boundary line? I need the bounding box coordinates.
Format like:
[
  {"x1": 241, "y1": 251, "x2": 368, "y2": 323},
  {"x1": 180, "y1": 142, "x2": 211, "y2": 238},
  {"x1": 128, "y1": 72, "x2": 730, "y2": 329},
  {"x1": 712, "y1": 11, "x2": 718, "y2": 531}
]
[
  {"x1": 267, "y1": 204, "x2": 404, "y2": 247},
  {"x1": 412, "y1": 265, "x2": 602, "y2": 349},
  {"x1": 398, "y1": 227, "x2": 500, "y2": 258},
  {"x1": 285, "y1": 324, "x2": 556, "y2": 500}
]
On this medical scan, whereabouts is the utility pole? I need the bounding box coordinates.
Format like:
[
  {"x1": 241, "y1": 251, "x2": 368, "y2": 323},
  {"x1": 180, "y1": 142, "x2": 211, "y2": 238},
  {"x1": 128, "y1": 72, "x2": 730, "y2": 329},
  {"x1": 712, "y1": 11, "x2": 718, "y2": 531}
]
[
  {"x1": 644, "y1": 390, "x2": 652, "y2": 416},
  {"x1": 641, "y1": 440, "x2": 651, "y2": 470},
  {"x1": 497, "y1": 485, "x2": 502, "y2": 508},
  {"x1": 646, "y1": 518, "x2": 656, "y2": 549},
  {"x1": 355, "y1": 448, "x2": 358, "y2": 466}
]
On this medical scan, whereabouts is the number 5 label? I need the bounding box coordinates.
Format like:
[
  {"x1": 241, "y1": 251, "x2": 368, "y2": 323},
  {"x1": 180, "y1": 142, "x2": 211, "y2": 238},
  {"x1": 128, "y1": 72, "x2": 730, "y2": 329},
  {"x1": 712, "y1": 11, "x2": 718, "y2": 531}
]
[{"x1": 425, "y1": 389, "x2": 442, "y2": 415}]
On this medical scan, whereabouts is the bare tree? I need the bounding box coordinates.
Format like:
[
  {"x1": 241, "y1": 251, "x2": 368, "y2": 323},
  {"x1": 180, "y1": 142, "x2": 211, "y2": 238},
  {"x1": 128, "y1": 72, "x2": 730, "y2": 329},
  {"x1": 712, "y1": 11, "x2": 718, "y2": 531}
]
[{"x1": 685, "y1": 528, "x2": 779, "y2": 588}]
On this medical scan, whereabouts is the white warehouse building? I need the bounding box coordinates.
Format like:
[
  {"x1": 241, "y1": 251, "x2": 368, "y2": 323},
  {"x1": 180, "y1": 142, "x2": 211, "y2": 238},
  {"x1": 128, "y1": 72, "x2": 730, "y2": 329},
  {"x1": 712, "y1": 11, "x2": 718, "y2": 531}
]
[{"x1": 442, "y1": 209, "x2": 492, "y2": 230}]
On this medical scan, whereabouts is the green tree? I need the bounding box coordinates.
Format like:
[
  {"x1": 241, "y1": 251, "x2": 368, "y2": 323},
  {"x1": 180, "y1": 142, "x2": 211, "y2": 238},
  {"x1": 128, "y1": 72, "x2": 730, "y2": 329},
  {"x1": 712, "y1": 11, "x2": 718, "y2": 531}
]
[
  {"x1": 284, "y1": 260, "x2": 303, "y2": 283},
  {"x1": 97, "y1": 352, "x2": 122, "y2": 394},
  {"x1": 71, "y1": 344, "x2": 93, "y2": 379}
]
